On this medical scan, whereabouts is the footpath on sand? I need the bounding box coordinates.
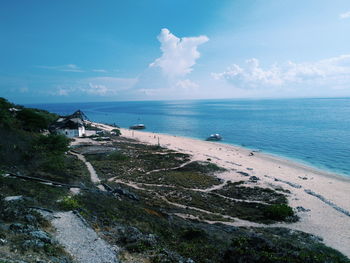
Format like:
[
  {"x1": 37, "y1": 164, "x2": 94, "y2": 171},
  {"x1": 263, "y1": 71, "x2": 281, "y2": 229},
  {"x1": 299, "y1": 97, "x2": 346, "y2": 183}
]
[{"x1": 48, "y1": 211, "x2": 119, "y2": 263}]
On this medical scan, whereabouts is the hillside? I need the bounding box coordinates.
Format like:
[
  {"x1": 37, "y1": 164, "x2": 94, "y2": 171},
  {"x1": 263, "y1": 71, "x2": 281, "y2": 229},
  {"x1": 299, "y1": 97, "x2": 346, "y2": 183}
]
[{"x1": 0, "y1": 98, "x2": 349, "y2": 263}]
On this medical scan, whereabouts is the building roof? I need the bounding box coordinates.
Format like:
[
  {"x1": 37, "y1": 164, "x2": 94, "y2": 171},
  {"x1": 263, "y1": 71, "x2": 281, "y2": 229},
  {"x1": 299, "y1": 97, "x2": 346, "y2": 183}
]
[{"x1": 49, "y1": 110, "x2": 86, "y2": 131}]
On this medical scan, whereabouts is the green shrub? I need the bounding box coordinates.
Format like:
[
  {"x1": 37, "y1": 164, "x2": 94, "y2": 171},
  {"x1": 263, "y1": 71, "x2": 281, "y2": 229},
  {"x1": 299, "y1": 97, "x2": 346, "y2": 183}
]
[
  {"x1": 40, "y1": 155, "x2": 66, "y2": 173},
  {"x1": 107, "y1": 151, "x2": 129, "y2": 161},
  {"x1": 60, "y1": 196, "x2": 80, "y2": 210},
  {"x1": 264, "y1": 204, "x2": 294, "y2": 220},
  {"x1": 181, "y1": 227, "x2": 206, "y2": 240},
  {"x1": 16, "y1": 108, "x2": 57, "y2": 132},
  {"x1": 33, "y1": 134, "x2": 69, "y2": 155},
  {"x1": 111, "y1": 129, "x2": 121, "y2": 136}
]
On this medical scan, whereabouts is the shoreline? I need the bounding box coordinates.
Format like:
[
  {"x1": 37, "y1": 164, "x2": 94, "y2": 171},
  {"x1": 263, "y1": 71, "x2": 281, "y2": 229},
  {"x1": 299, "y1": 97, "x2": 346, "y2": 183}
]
[
  {"x1": 127, "y1": 126, "x2": 350, "y2": 181},
  {"x1": 117, "y1": 125, "x2": 350, "y2": 179},
  {"x1": 91, "y1": 122, "x2": 350, "y2": 257}
]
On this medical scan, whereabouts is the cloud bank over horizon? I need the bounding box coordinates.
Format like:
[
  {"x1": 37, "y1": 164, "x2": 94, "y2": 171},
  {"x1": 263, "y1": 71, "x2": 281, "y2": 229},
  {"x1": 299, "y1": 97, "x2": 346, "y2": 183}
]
[
  {"x1": 212, "y1": 55, "x2": 350, "y2": 93},
  {"x1": 2, "y1": 0, "x2": 350, "y2": 103}
]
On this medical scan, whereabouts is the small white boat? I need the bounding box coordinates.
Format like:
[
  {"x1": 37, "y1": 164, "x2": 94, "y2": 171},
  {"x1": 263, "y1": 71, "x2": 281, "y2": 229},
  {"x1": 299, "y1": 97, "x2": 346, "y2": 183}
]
[
  {"x1": 206, "y1": 133, "x2": 222, "y2": 141},
  {"x1": 130, "y1": 124, "x2": 146, "y2": 130}
]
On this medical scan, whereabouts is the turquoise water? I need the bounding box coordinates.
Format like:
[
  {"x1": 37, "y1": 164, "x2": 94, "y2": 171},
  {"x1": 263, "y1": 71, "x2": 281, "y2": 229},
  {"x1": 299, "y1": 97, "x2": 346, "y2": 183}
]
[{"x1": 28, "y1": 98, "x2": 350, "y2": 176}]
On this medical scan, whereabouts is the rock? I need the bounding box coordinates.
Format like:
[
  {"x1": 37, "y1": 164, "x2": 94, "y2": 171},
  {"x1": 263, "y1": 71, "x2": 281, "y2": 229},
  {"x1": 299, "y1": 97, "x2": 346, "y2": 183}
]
[
  {"x1": 29, "y1": 230, "x2": 52, "y2": 243},
  {"x1": 114, "y1": 226, "x2": 156, "y2": 245},
  {"x1": 274, "y1": 178, "x2": 302, "y2": 189},
  {"x1": 1, "y1": 200, "x2": 30, "y2": 221},
  {"x1": 249, "y1": 176, "x2": 260, "y2": 182},
  {"x1": 112, "y1": 187, "x2": 139, "y2": 201},
  {"x1": 296, "y1": 206, "x2": 310, "y2": 212},
  {"x1": 24, "y1": 214, "x2": 38, "y2": 225},
  {"x1": 111, "y1": 225, "x2": 157, "y2": 253},
  {"x1": 9, "y1": 223, "x2": 35, "y2": 233},
  {"x1": 49, "y1": 257, "x2": 71, "y2": 263},
  {"x1": 4, "y1": 195, "x2": 24, "y2": 202},
  {"x1": 152, "y1": 248, "x2": 194, "y2": 263},
  {"x1": 0, "y1": 259, "x2": 29, "y2": 263},
  {"x1": 21, "y1": 239, "x2": 45, "y2": 250},
  {"x1": 237, "y1": 171, "x2": 250, "y2": 177},
  {"x1": 0, "y1": 238, "x2": 7, "y2": 245}
]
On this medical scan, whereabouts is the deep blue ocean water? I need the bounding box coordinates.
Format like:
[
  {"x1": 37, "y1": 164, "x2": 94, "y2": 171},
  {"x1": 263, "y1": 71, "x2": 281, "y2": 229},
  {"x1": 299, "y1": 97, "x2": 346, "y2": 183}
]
[{"x1": 28, "y1": 98, "x2": 350, "y2": 177}]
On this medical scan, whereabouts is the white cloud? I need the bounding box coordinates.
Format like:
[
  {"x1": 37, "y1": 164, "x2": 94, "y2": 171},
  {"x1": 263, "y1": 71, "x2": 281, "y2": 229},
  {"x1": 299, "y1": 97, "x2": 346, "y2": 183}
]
[
  {"x1": 57, "y1": 88, "x2": 69, "y2": 96},
  {"x1": 84, "y1": 77, "x2": 137, "y2": 93},
  {"x1": 86, "y1": 83, "x2": 108, "y2": 95},
  {"x1": 38, "y1": 64, "x2": 84, "y2": 72},
  {"x1": 176, "y1": 79, "x2": 199, "y2": 90},
  {"x1": 150, "y1": 28, "x2": 209, "y2": 77},
  {"x1": 339, "y1": 11, "x2": 350, "y2": 19},
  {"x1": 212, "y1": 55, "x2": 350, "y2": 90},
  {"x1": 52, "y1": 77, "x2": 137, "y2": 97},
  {"x1": 92, "y1": 69, "x2": 108, "y2": 73}
]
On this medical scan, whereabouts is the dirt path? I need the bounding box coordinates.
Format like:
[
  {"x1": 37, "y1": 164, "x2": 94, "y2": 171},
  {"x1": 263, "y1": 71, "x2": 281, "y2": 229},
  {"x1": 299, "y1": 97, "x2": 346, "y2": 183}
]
[
  {"x1": 70, "y1": 151, "x2": 106, "y2": 191},
  {"x1": 144, "y1": 160, "x2": 193, "y2": 175},
  {"x1": 50, "y1": 211, "x2": 119, "y2": 263}
]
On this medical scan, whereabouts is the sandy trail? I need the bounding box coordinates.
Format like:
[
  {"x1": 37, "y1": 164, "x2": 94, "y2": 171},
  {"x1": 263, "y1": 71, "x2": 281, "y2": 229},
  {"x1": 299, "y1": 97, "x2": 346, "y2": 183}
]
[
  {"x1": 109, "y1": 177, "x2": 269, "y2": 205},
  {"x1": 51, "y1": 211, "x2": 119, "y2": 263},
  {"x1": 145, "y1": 159, "x2": 192, "y2": 175},
  {"x1": 70, "y1": 151, "x2": 106, "y2": 191}
]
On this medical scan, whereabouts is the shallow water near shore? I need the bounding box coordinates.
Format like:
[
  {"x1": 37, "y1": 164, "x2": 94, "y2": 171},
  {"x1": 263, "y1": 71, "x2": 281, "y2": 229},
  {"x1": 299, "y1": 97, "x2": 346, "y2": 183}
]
[{"x1": 28, "y1": 97, "x2": 350, "y2": 177}]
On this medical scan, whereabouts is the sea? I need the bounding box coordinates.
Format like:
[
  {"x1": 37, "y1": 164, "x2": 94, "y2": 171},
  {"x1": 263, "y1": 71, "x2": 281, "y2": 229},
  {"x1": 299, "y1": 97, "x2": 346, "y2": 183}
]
[{"x1": 28, "y1": 98, "x2": 350, "y2": 177}]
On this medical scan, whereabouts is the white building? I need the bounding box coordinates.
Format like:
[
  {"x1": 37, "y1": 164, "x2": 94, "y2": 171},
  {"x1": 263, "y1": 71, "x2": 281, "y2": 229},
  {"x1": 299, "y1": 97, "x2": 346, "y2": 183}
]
[{"x1": 49, "y1": 111, "x2": 86, "y2": 138}]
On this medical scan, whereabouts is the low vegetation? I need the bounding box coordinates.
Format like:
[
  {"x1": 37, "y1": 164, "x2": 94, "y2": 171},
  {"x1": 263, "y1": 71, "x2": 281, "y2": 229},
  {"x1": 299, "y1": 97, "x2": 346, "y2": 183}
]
[
  {"x1": 0, "y1": 97, "x2": 349, "y2": 263},
  {"x1": 214, "y1": 181, "x2": 288, "y2": 204}
]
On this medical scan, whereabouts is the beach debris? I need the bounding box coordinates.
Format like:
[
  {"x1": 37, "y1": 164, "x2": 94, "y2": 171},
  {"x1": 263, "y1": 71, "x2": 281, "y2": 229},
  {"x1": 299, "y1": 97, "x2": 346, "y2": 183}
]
[
  {"x1": 304, "y1": 189, "x2": 350, "y2": 217},
  {"x1": 298, "y1": 176, "x2": 308, "y2": 180},
  {"x1": 249, "y1": 152, "x2": 254, "y2": 156},
  {"x1": 274, "y1": 178, "x2": 302, "y2": 189},
  {"x1": 249, "y1": 176, "x2": 260, "y2": 182},
  {"x1": 237, "y1": 171, "x2": 250, "y2": 177},
  {"x1": 296, "y1": 206, "x2": 311, "y2": 212},
  {"x1": 247, "y1": 167, "x2": 254, "y2": 171},
  {"x1": 226, "y1": 161, "x2": 242, "y2": 166}
]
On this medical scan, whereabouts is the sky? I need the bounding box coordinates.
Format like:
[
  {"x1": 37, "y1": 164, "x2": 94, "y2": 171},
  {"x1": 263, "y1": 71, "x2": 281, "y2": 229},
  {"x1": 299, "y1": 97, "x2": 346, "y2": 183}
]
[{"x1": 1, "y1": 0, "x2": 350, "y2": 103}]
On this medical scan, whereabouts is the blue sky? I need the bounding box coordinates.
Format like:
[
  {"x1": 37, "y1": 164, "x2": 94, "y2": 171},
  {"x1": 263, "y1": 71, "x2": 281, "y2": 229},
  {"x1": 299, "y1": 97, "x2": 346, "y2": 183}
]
[{"x1": 1, "y1": 0, "x2": 350, "y2": 103}]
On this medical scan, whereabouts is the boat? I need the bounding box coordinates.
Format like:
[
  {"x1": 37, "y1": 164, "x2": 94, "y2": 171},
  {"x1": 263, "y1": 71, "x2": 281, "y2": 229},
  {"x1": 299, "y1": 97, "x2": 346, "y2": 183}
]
[
  {"x1": 129, "y1": 124, "x2": 146, "y2": 130},
  {"x1": 206, "y1": 133, "x2": 222, "y2": 141}
]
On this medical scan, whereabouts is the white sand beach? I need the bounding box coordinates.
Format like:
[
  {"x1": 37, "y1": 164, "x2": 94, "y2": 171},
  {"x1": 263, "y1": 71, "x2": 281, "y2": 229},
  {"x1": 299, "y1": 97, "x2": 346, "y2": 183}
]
[{"x1": 91, "y1": 123, "x2": 350, "y2": 257}]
